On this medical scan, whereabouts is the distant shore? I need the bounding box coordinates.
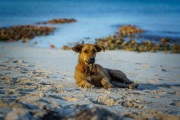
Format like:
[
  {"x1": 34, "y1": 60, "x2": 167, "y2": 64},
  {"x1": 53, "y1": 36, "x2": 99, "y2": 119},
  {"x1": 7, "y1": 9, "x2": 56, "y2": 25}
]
[{"x1": 0, "y1": 18, "x2": 180, "y2": 53}]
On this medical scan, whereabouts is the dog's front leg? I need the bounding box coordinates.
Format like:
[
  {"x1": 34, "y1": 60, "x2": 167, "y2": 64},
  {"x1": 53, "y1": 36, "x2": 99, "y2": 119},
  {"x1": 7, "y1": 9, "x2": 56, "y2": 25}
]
[
  {"x1": 76, "y1": 79, "x2": 93, "y2": 88},
  {"x1": 75, "y1": 74, "x2": 93, "y2": 88},
  {"x1": 81, "y1": 81, "x2": 93, "y2": 88},
  {"x1": 101, "y1": 77, "x2": 114, "y2": 89}
]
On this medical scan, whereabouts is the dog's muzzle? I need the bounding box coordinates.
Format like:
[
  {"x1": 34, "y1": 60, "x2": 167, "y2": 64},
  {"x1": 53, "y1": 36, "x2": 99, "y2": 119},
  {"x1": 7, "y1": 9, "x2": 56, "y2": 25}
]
[{"x1": 86, "y1": 57, "x2": 95, "y2": 64}]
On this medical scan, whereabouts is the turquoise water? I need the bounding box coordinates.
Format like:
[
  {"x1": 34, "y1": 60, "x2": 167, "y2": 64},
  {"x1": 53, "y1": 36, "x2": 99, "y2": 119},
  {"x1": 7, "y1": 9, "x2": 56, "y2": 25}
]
[{"x1": 0, "y1": 0, "x2": 180, "y2": 47}]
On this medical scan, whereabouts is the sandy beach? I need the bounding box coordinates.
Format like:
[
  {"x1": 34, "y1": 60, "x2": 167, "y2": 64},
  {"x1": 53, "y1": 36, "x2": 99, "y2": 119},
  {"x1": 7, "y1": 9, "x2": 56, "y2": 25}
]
[
  {"x1": 1, "y1": 0, "x2": 180, "y2": 119},
  {"x1": 0, "y1": 42, "x2": 179, "y2": 120}
]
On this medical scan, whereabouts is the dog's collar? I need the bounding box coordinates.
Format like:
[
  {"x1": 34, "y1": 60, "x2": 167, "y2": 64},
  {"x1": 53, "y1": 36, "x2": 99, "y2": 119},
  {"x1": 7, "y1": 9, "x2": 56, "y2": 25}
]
[{"x1": 76, "y1": 63, "x2": 97, "y2": 75}]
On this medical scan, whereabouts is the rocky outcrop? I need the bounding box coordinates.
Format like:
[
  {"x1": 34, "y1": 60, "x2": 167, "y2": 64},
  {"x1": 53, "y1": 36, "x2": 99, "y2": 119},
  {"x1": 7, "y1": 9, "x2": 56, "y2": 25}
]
[
  {"x1": 36, "y1": 18, "x2": 76, "y2": 24},
  {"x1": 0, "y1": 25, "x2": 55, "y2": 42}
]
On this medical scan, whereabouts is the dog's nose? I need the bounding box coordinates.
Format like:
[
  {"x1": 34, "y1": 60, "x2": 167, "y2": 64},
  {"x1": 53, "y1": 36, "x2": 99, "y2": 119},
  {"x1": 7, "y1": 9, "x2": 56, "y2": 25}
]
[
  {"x1": 89, "y1": 57, "x2": 95, "y2": 64},
  {"x1": 90, "y1": 57, "x2": 95, "y2": 61}
]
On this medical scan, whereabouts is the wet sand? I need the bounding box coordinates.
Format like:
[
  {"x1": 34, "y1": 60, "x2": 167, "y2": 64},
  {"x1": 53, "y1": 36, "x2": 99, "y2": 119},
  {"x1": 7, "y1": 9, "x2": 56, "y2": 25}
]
[{"x1": 0, "y1": 42, "x2": 180, "y2": 120}]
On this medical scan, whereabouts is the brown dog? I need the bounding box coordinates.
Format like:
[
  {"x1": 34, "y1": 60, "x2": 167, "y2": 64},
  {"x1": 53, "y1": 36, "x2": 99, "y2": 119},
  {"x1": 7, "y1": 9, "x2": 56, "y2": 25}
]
[{"x1": 72, "y1": 44, "x2": 138, "y2": 89}]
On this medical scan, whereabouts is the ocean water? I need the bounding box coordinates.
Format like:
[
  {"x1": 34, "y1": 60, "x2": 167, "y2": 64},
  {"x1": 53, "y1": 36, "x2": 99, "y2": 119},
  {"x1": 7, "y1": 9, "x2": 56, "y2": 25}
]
[{"x1": 0, "y1": 0, "x2": 180, "y2": 47}]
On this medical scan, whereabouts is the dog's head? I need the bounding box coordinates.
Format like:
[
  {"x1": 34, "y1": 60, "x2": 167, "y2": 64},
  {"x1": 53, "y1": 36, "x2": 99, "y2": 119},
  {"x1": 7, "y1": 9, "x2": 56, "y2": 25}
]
[{"x1": 72, "y1": 44, "x2": 105, "y2": 65}]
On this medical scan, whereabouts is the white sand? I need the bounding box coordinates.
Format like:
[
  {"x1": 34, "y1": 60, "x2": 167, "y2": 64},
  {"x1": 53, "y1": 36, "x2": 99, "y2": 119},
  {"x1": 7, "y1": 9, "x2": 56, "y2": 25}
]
[{"x1": 0, "y1": 42, "x2": 180, "y2": 120}]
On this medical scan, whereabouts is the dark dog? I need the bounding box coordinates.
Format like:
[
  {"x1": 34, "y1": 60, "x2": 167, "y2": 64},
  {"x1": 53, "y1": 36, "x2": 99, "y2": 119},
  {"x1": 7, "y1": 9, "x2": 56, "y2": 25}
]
[{"x1": 72, "y1": 44, "x2": 138, "y2": 89}]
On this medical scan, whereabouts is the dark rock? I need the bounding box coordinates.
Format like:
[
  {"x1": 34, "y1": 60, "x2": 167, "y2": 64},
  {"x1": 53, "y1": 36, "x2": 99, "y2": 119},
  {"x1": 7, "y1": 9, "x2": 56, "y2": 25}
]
[
  {"x1": 49, "y1": 44, "x2": 55, "y2": 49},
  {"x1": 36, "y1": 18, "x2": 76, "y2": 24},
  {"x1": 118, "y1": 25, "x2": 143, "y2": 36},
  {"x1": 0, "y1": 25, "x2": 55, "y2": 42},
  {"x1": 41, "y1": 110, "x2": 62, "y2": 120},
  {"x1": 62, "y1": 45, "x2": 71, "y2": 50},
  {"x1": 160, "y1": 68, "x2": 168, "y2": 72}
]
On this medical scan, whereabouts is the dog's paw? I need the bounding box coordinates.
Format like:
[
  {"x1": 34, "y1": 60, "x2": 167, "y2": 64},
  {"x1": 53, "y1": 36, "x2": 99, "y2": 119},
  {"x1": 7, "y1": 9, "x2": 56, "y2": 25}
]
[
  {"x1": 83, "y1": 83, "x2": 93, "y2": 88},
  {"x1": 128, "y1": 82, "x2": 139, "y2": 90},
  {"x1": 104, "y1": 84, "x2": 114, "y2": 89}
]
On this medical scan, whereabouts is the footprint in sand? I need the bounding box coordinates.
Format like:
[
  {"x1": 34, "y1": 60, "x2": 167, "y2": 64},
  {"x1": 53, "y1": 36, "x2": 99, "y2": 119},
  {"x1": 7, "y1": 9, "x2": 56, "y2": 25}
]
[
  {"x1": 170, "y1": 101, "x2": 180, "y2": 107},
  {"x1": 91, "y1": 95, "x2": 116, "y2": 106},
  {"x1": 121, "y1": 98, "x2": 144, "y2": 108}
]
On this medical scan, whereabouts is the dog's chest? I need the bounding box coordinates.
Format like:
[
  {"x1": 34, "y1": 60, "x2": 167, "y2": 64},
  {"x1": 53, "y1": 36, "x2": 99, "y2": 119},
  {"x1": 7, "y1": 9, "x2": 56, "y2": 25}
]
[{"x1": 88, "y1": 73, "x2": 103, "y2": 87}]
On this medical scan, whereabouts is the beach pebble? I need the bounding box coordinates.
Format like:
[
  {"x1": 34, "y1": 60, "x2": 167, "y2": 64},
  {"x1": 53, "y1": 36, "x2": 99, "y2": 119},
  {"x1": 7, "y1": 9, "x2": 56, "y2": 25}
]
[
  {"x1": 11, "y1": 59, "x2": 18, "y2": 63},
  {"x1": 49, "y1": 44, "x2": 55, "y2": 48},
  {"x1": 159, "y1": 68, "x2": 169, "y2": 72}
]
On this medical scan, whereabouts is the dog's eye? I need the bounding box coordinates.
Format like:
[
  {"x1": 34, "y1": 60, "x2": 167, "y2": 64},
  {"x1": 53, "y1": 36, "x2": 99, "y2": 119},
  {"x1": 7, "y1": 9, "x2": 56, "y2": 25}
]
[
  {"x1": 84, "y1": 50, "x2": 88, "y2": 53},
  {"x1": 92, "y1": 49, "x2": 96, "y2": 53}
]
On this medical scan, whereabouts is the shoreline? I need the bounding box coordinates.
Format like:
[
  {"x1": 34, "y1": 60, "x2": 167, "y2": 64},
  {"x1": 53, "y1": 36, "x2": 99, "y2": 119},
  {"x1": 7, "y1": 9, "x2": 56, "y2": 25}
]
[
  {"x1": 0, "y1": 18, "x2": 180, "y2": 52},
  {"x1": 0, "y1": 43, "x2": 180, "y2": 119},
  {"x1": 2, "y1": 19, "x2": 180, "y2": 53}
]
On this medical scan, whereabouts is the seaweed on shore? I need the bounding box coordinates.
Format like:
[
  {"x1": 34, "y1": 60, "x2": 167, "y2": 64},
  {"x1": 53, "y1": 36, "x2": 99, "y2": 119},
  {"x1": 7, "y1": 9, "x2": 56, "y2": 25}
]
[
  {"x1": 94, "y1": 25, "x2": 180, "y2": 53},
  {"x1": 0, "y1": 18, "x2": 77, "y2": 43},
  {"x1": 0, "y1": 25, "x2": 55, "y2": 42},
  {"x1": 36, "y1": 18, "x2": 76, "y2": 24},
  {"x1": 94, "y1": 36, "x2": 179, "y2": 53},
  {"x1": 63, "y1": 25, "x2": 180, "y2": 53}
]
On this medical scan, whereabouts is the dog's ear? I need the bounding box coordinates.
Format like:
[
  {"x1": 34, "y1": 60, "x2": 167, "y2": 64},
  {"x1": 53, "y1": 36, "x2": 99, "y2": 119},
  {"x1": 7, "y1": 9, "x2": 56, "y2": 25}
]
[
  {"x1": 94, "y1": 45, "x2": 105, "y2": 52},
  {"x1": 72, "y1": 44, "x2": 83, "y2": 53}
]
